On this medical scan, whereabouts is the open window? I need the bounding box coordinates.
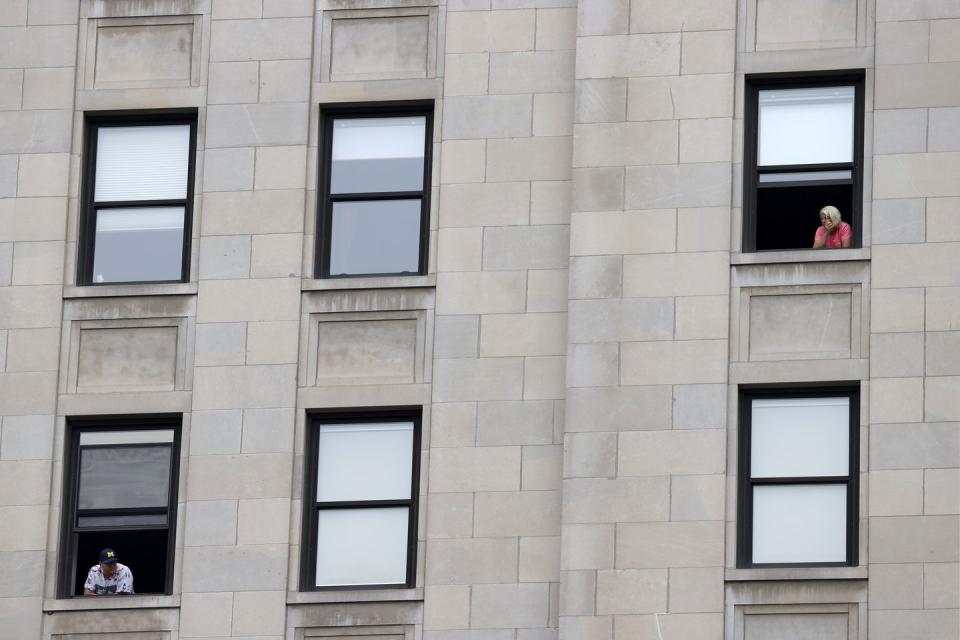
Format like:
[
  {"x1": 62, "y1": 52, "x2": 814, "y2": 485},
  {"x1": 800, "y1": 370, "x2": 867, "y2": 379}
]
[
  {"x1": 301, "y1": 408, "x2": 421, "y2": 590},
  {"x1": 743, "y1": 73, "x2": 864, "y2": 252},
  {"x1": 737, "y1": 387, "x2": 859, "y2": 567},
  {"x1": 316, "y1": 103, "x2": 433, "y2": 278},
  {"x1": 79, "y1": 111, "x2": 197, "y2": 284},
  {"x1": 59, "y1": 416, "x2": 181, "y2": 597}
]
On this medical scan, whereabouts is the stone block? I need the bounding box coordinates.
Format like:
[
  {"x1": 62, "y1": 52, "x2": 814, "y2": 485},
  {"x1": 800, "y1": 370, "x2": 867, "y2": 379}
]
[
  {"x1": 578, "y1": 0, "x2": 628, "y2": 36},
  {"x1": 534, "y1": 92, "x2": 574, "y2": 135},
  {"x1": 0, "y1": 415, "x2": 53, "y2": 461},
  {"x1": 523, "y1": 355, "x2": 567, "y2": 400},
  {"x1": 205, "y1": 103, "x2": 309, "y2": 147},
  {"x1": 439, "y1": 181, "x2": 530, "y2": 227},
  {"x1": 426, "y1": 537, "x2": 518, "y2": 584},
  {"x1": 0, "y1": 551, "x2": 42, "y2": 597},
  {"x1": 928, "y1": 107, "x2": 960, "y2": 152},
  {"x1": 470, "y1": 583, "x2": 550, "y2": 628},
  {"x1": 255, "y1": 145, "x2": 307, "y2": 190},
  {"x1": 675, "y1": 296, "x2": 727, "y2": 340},
  {"x1": 576, "y1": 78, "x2": 627, "y2": 123},
  {"x1": 442, "y1": 95, "x2": 534, "y2": 139},
  {"x1": 595, "y1": 569, "x2": 667, "y2": 615},
  {"x1": 574, "y1": 121, "x2": 678, "y2": 167},
  {"x1": 0, "y1": 505, "x2": 46, "y2": 551},
  {"x1": 568, "y1": 297, "x2": 674, "y2": 343},
  {"x1": 870, "y1": 470, "x2": 924, "y2": 516},
  {"x1": 872, "y1": 198, "x2": 926, "y2": 244},
  {"x1": 668, "y1": 567, "x2": 723, "y2": 613},
  {"x1": 0, "y1": 198, "x2": 67, "y2": 244},
  {"x1": 428, "y1": 445, "x2": 521, "y2": 491},
  {"x1": 876, "y1": 63, "x2": 960, "y2": 109},
  {"x1": 187, "y1": 453, "x2": 292, "y2": 501},
  {"x1": 0, "y1": 460, "x2": 50, "y2": 506},
  {"x1": 474, "y1": 490, "x2": 561, "y2": 536},
  {"x1": 566, "y1": 342, "x2": 619, "y2": 387},
  {"x1": 446, "y1": 10, "x2": 536, "y2": 53},
  {"x1": 477, "y1": 400, "x2": 555, "y2": 445},
  {"x1": 566, "y1": 385, "x2": 672, "y2": 432},
  {"x1": 0, "y1": 371, "x2": 55, "y2": 415},
  {"x1": 232, "y1": 590, "x2": 286, "y2": 635},
  {"x1": 620, "y1": 340, "x2": 728, "y2": 385},
  {"x1": 876, "y1": 20, "x2": 929, "y2": 65},
  {"x1": 16, "y1": 153, "x2": 68, "y2": 197},
  {"x1": 424, "y1": 585, "x2": 471, "y2": 630},
  {"x1": 241, "y1": 407, "x2": 295, "y2": 453},
  {"x1": 561, "y1": 523, "x2": 614, "y2": 570},
  {"x1": 576, "y1": 33, "x2": 680, "y2": 78},
  {"x1": 563, "y1": 431, "x2": 617, "y2": 478},
  {"x1": 560, "y1": 572, "x2": 599, "y2": 616},
  {"x1": 0, "y1": 24, "x2": 76, "y2": 68},
  {"x1": 181, "y1": 544, "x2": 287, "y2": 592},
  {"x1": 313, "y1": 317, "x2": 417, "y2": 383},
  {"x1": 197, "y1": 278, "x2": 300, "y2": 322},
  {"x1": 434, "y1": 315, "x2": 480, "y2": 359},
  {"x1": 250, "y1": 233, "x2": 302, "y2": 279},
  {"x1": 519, "y1": 535, "x2": 560, "y2": 582},
  {"x1": 210, "y1": 17, "x2": 312, "y2": 61},
  {"x1": 677, "y1": 206, "x2": 731, "y2": 253},
  {"x1": 522, "y1": 444, "x2": 563, "y2": 490},
  {"x1": 436, "y1": 271, "x2": 527, "y2": 314},
  {"x1": 203, "y1": 147, "x2": 255, "y2": 192},
  {"x1": 618, "y1": 429, "x2": 725, "y2": 476},
  {"x1": 749, "y1": 291, "x2": 853, "y2": 359},
  {"x1": 259, "y1": 58, "x2": 311, "y2": 102},
  {"x1": 616, "y1": 521, "x2": 723, "y2": 568},
  {"x1": 202, "y1": 189, "x2": 304, "y2": 235},
  {"x1": 924, "y1": 562, "x2": 960, "y2": 608},
  {"x1": 925, "y1": 331, "x2": 960, "y2": 375},
  {"x1": 426, "y1": 492, "x2": 474, "y2": 538},
  {"x1": 926, "y1": 376, "x2": 960, "y2": 421},
  {"x1": 572, "y1": 167, "x2": 624, "y2": 212},
  {"x1": 873, "y1": 287, "x2": 925, "y2": 333},
  {"x1": 479, "y1": 311, "x2": 566, "y2": 358},
  {"x1": 871, "y1": 422, "x2": 960, "y2": 470},
  {"x1": 184, "y1": 499, "x2": 238, "y2": 547},
  {"x1": 625, "y1": 162, "x2": 731, "y2": 209},
  {"x1": 869, "y1": 563, "x2": 923, "y2": 610},
  {"x1": 0, "y1": 155, "x2": 16, "y2": 197},
  {"x1": 76, "y1": 326, "x2": 178, "y2": 392},
  {"x1": 11, "y1": 241, "x2": 62, "y2": 286},
  {"x1": 927, "y1": 287, "x2": 960, "y2": 331},
  {"x1": 875, "y1": 109, "x2": 928, "y2": 155},
  {"x1": 670, "y1": 474, "x2": 724, "y2": 521},
  {"x1": 0, "y1": 1, "x2": 26, "y2": 26},
  {"x1": 869, "y1": 610, "x2": 960, "y2": 640},
  {"x1": 486, "y1": 136, "x2": 572, "y2": 181},
  {"x1": 0, "y1": 111, "x2": 72, "y2": 154},
  {"x1": 629, "y1": 0, "x2": 735, "y2": 32},
  {"x1": 672, "y1": 384, "x2": 725, "y2": 430},
  {"x1": 526, "y1": 269, "x2": 569, "y2": 313},
  {"x1": 570, "y1": 209, "x2": 676, "y2": 255},
  {"x1": 444, "y1": 53, "x2": 490, "y2": 96},
  {"x1": 213, "y1": 0, "x2": 260, "y2": 19},
  {"x1": 925, "y1": 468, "x2": 960, "y2": 515},
  {"x1": 208, "y1": 61, "x2": 259, "y2": 104},
  {"x1": 569, "y1": 256, "x2": 622, "y2": 299},
  {"x1": 563, "y1": 476, "x2": 669, "y2": 523},
  {"x1": 870, "y1": 515, "x2": 960, "y2": 563},
  {"x1": 482, "y1": 225, "x2": 569, "y2": 270},
  {"x1": 928, "y1": 197, "x2": 960, "y2": 241},
  {"x1": 199, "y1": 234, "x2": 252, "y2": 280},
  {"x1": 237, "y1": 498, "x2": 290, "y2": 544},
  {"x1": 629, "y1": 74, "x2": 734, "y2": 121},
  {"x1": 870, "y1": 377, "x2": 924, "y2": 423},
  {"x1": 440, "y1": 139, "x2": 486, "y2": 184},
  {"x1": 431, "y1": 402, "x2": 477, "y2": 447},
  {"x1": 930, "y1": 18, "x2": 960, "y2": 62},
  {"x1": 192, "y1": 364, "x2": 297, "y2": 409},
  {"x1": 490, "y1": 50, "x2": 575, "y2": 94},
  {"x1": 536, "y1": 8, "x2": 575, "y2": 49},
  {"x1": 190, "y1": 409, "x2": 243, "y2": 455},
  {"x1": 682, "y1": 31, "x2": 734, "y2": 75},
  {"x1": 755, "y1": 0, "x2": 856, "y2": 49},
  {"x1": 679, "y1": 118, "x2": 732, "y2": 163}
]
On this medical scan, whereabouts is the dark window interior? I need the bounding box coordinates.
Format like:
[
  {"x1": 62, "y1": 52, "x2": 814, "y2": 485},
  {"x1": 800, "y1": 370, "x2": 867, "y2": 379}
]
[
  {"x1": 73, "y1": 530, "x2": 169, "y2": 596},
  {"x1": 756, "y1": 183, "x2": 852, "y2": 250}
]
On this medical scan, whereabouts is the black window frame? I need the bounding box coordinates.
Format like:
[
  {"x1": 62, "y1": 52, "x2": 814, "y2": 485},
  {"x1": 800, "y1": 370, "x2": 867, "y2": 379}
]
[
  {"x1": 315, "y1": 101, "x2": 434, "y2": 279},
  {"x1": 300, "y1": 407, "x2": 422, "y2": 591},
  {"x1": 78, "y1": 110, "x2": 198, "y2": 286},
  {"x1": 742, "y1": 71, "x2": 865, "y2": 253},
  {"x1": 737, "y1": 385, "x2": 860, "y2": 568},
  {"x1": 57, "y1": 415, "x2": 182, "y2": 598}
]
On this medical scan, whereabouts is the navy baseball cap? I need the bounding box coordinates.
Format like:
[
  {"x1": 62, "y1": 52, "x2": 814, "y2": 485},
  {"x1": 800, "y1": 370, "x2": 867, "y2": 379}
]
[{"x1": 99, "y1": 548, "x2": 118, "y2": 563}]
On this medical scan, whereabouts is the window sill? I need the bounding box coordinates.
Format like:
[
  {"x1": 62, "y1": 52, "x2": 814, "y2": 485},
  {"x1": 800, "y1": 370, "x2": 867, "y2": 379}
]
[
  {"x1": 301, "y1": 274, "x2": 436, "y2": 291},
  {"x1": 63, "y1": 282, "x2": 198, "y2": 299},
  {"x1": 43, "y1": 594, "x2": 180, "y2": 612},
  {"x1": 287, "y1": 587, "x2": 423, "y2": 605},
  {"x1": 731, "y1": 248, "x2": 870, "y2": 265},
  {"x1": 725, "y1": 566, "x2": 867, "y2": 582}
]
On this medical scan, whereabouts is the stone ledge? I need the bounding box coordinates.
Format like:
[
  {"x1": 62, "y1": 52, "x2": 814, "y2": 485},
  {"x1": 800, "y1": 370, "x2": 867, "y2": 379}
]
[
  {"x1": 731, "y1": 248, "x2": 870, "y2": 265},
  {"x1": 287, "y1": 588, "x2": 423, "y2": 604},
  {"x1": 63, "y1": 282, "x2": 199, "y2": 299},
  {"x1": 725, "y1": 566, "x2": 868, "y2": 582},
  {"x1": 43, "y1": 594, "x2": 180, "y2": 612},
  {"x1": 301, "y1": 274, "x2": 436, "y2": 291}
]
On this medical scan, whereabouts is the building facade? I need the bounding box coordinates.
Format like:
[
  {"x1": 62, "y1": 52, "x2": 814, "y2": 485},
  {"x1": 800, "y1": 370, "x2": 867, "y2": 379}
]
[{"x1": 0, "y1": 0, "x2": 958, "y2": 638}]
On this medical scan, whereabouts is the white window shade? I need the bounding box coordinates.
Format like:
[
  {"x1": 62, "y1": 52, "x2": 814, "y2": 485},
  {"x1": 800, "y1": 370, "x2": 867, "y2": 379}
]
[
  {"x1": 332, "y1": 117, "x2": 425, "y2": 160},
  {"x1": 315, "y1": 507, "x2": 409, "y2": 586},
  {"x1": 752, "y1": 484, "x2": 847, "y2": 564},
  {"x1": 96, "y1": 207, "x2": 184, "y2": 232},
  {"x1": 758, "y1": 86, "x2": 855, "y2": 166},
  {"x1": 95, "y1": 125, "x2": 190, "y2": 201},
  {"x1": 751, "y1": 397, "x2": 849, "y2": 478},
  {"x1": 316, "y1": 422, "x2": 414, "y2": 502}
]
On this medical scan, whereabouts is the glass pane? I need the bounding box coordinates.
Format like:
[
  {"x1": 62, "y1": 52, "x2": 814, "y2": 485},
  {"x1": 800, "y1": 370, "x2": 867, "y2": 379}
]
[
  {"x1": 95, "y1": 125, "x2": 191, "y2": 201},
  {"x1": 751, "y1": 397, "x2": 849, "y2": 478},
  {"x1": 78, "y1": 513, "x2": 167, "y2": 527},
  {"x1": 758, "y1": 86, "x2": 855, "y2": 166},
  {"x1": 78, "y1": 445, "x2": 171, "y2": 510},
  {"x1": 331, "y1": 117, "x2": 426, "y2": 194},
  {"x1": 752, "y1": 484, "x2": 847, "y2": 564},
  {"x1": 315, "y1": 507, "x2": 409, "y2": 586},
  {"x1": 317, "y1": 421, "x2": 414, "y2": 502},
  {"x1": 93, "y1": 207, "x2": 184, "y2": 283},
  {"x1": 80, "y1": 430, "x2": 174, "y2": 446},
  {"x1": 758, "y1": 170, "x2": 852, "y2": 183},
  {"x1": 329, "y1": 200, "x2": 421, "y2": 275}
]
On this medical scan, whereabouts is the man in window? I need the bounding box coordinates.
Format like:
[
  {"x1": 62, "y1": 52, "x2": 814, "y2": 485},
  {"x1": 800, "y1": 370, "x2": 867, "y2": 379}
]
[{"x1": 83, "y1": 548, "x2": 134, "y2": 595}]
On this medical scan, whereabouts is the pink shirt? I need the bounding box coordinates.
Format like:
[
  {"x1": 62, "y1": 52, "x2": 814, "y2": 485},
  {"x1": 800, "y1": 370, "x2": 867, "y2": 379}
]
[{"x1": 815, "y1": 221, "x2": 852, "y2": 248}]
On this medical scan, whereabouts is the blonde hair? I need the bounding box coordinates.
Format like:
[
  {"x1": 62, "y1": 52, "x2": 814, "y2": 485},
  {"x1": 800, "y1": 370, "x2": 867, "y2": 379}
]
[{"x1": 820, "y1": 205, "x2": 842, "y2": 226}]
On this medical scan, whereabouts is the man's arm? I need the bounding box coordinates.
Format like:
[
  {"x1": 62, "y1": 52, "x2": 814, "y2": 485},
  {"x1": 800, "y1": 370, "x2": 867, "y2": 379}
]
[
  {"x1": 82, "y1": 566, "x2": 98, "y2": 596},
  {"x1": 117, "y1": 567, "x2": 134, "y2": 594},
  {"x1": 84, "y1": 588, "x2": 97, "y2": 596}
]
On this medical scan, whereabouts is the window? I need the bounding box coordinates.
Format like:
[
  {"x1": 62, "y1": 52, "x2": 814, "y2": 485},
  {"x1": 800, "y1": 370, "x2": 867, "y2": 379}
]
[
  {"x1": 79, "y1": 112, "x2": 197, "y2": 284},
  {"x1": 316, "y1": 103, "x2": 433, "y2": 278},
  {"x1": 58, "y1": 417, "x2": 181, "y2": 597},
  {"x1": 743, "y1": 73, "x2": 864, "y2": 251},
  {"x1": 301, "y1": 409, "x2": 421, "y2": 590},
  {"x1": 737, "y1": 387, "x2": 859, "y2": 567}
]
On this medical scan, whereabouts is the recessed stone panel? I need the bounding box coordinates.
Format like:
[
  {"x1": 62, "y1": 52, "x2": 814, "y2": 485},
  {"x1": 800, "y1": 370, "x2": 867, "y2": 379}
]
[
  {"x1": 744, "y1": 612, "x2": 848, "y2": 640},
  {"x1": 76, "y1": 326, "x2": 179, "y2": 392},
  {"x1": 748, "y1": 292, "x2": 853, "y2": 361},
  {"x1": 753, "y1": 0, "x2": 859, "y2": 51},
  {"x1": 314, "y1": 318, "x2": 419, "y2": 384}
]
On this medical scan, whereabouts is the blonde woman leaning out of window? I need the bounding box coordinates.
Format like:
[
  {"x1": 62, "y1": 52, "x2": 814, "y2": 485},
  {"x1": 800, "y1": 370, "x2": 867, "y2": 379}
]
[{"x1": 813, "y1": 205, "x2": 852, "y2": 249}]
